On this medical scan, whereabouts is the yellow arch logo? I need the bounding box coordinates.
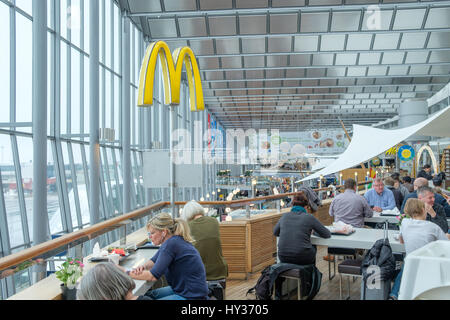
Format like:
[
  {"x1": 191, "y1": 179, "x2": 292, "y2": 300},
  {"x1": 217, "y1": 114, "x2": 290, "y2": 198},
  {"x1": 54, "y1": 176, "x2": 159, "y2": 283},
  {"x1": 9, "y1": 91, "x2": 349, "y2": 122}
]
[{"x1": 137, "y1": 41, "x2": 204, "y2": 112}]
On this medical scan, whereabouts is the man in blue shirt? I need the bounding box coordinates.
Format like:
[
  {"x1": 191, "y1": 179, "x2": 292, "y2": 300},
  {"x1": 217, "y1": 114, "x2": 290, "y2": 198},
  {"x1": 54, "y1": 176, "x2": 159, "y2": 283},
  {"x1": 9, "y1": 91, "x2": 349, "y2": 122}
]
[{"x1": 364, "y1": 178, "x2": 396, "y2": 212}]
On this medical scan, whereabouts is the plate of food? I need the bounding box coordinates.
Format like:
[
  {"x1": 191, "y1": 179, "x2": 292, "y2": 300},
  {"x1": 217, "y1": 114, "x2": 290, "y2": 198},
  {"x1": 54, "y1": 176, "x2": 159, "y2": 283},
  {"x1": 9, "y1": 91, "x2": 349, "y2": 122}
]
[{"x1": 108, "y1": 247, "x2": 131, "y2": 261}]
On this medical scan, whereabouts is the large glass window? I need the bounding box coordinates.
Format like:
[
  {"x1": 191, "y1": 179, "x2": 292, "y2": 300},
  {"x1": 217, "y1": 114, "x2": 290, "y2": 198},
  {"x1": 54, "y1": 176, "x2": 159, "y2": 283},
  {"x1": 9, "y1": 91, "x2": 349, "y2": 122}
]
[
  {"x1": 0, "y1": 3, "x2": 10, "y2": 123},
  {"x1": 15, "y1": 14, "x2": 32, "y2": 126}
]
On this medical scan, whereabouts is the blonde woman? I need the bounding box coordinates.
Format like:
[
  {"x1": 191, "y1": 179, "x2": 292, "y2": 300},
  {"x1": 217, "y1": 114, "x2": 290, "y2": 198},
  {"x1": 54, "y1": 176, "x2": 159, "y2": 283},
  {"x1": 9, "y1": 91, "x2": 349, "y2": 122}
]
[
  {"x1": 389, "y1": 198, "x2": 449, "y2": 300},
  {"x1": 181, "y1": 200, "x2": 228, "y2": 290},
  {"x1": 129, "y1": 212, "x2": 209, "y2": 300}
]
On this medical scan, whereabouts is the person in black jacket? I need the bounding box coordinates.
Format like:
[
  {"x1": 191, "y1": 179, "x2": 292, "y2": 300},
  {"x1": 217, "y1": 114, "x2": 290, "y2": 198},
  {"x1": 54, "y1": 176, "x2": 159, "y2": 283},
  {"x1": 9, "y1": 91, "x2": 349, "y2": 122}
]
[
  {"x1": 384, "y1": 177, "x2": 404, "y2": 211},
  {"x1": 417, "y1": 186, "x2": 449, "y2": 233},
  {"x1": 273, "y1": 193, "x2": 331, "y2": 265},
  {"x1": 417, "y1": 164, "x2": 433, "y2": 180}
]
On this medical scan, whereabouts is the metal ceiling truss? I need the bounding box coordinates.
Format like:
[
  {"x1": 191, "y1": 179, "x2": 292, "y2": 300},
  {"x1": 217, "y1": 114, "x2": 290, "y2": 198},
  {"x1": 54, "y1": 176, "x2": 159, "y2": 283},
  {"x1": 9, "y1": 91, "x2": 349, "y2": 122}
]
[{"x1": 122, "y1": 0, "x2": 450, "y2": 130}]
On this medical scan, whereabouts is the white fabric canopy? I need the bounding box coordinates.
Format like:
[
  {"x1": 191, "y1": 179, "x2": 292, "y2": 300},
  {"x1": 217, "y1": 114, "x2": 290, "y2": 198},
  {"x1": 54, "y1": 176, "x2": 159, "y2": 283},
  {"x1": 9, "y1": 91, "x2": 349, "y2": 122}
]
[{"x1": 299, "y1": 106, "x2": 450, "y2": 182}]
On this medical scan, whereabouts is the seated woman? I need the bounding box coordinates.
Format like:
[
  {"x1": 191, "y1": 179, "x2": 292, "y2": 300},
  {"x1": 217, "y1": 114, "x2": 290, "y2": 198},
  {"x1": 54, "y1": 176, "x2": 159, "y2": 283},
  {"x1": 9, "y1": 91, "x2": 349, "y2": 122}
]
[
  {"x1": 274, "y1": 193, "x2": 331, "y2": 265},
  {"x1": 389, "y1": 198, "x2": 450, "y2": 300},
  {"x1": 129, "y1": 212, "x2": 209, "y2": 300},
  {"x1": 77, "y1": 262, "x2": 151, "y2": 300},
  {"x1": 181, "y1": 200, "x2": 228, "y2": 290}
]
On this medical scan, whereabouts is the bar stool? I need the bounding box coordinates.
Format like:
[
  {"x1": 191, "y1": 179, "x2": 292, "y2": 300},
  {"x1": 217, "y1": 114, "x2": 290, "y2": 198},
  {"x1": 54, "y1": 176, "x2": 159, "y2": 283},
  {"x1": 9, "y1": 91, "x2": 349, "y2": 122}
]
[
  {"x1": 272, "y1": 269, "x2": 306, "y2": 300},
  {"x1": 338, "y1": 259, "x2": 362, "y2": 300},
  {"x1": 327, "y1": 247, "x2": 357, "y2": 280}
]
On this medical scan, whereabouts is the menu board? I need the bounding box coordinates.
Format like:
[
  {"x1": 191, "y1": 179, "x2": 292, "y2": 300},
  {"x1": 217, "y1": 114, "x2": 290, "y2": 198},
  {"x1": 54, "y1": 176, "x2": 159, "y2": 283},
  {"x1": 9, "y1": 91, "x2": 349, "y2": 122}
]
[{"x1": 273, "y1": 131, "x2": 349, "y2": 155}]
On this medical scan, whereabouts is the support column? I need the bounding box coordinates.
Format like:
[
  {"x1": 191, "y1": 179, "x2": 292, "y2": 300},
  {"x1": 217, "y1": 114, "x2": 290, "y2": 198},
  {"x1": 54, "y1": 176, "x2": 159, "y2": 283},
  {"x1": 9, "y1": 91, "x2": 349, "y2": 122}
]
[
  {"x1": 169, "y1": 105, "x2": 177, "y2": 217},
  {"x1": 32, "y1": 0, "x2": 47, "y2": 282},
  {"x1": 121, "y1": 14, "x2": 131, "y2": 215},
  {"x1": 89, "y1": 0, "x2": 100, "y2": 225}
]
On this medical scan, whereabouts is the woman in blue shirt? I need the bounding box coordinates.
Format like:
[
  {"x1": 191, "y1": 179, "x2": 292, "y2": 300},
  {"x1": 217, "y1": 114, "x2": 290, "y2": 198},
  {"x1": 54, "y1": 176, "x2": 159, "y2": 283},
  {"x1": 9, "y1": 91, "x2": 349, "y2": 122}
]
[{"x1": 129, "y1": 212, "x2": 209, "y2": 300}]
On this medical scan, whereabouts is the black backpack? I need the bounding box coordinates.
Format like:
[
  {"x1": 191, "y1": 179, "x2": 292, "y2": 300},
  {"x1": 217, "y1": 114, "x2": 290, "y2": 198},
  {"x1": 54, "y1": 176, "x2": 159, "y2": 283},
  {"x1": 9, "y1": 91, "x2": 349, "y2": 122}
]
[{"x1": 246, "y1": 265, "x2": 274, "y2": 300}]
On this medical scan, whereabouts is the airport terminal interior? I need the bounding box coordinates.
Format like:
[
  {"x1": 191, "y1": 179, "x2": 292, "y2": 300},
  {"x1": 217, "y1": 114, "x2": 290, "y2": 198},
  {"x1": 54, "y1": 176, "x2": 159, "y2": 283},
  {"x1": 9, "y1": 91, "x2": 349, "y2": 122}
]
[{"x1": 0, "y1": 0, "x2": 449, "y2": 300}]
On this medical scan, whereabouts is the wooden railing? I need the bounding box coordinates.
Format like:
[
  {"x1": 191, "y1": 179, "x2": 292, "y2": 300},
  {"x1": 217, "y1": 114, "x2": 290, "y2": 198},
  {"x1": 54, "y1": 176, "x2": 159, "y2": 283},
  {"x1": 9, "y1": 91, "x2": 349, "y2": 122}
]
[{"x1": 0, "y1": 181, "x2": 371, "y2": 277}]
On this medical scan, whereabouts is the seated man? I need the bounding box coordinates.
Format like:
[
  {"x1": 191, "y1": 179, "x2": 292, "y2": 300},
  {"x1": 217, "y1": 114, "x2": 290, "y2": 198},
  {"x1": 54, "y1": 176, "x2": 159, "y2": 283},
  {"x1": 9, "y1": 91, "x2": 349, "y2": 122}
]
[
  {"x1": 364, "y1": 178, "x2": 396, "y2": 213},
  {"x1": 417, "y1": 164, "x2": 433, "y2": 180},
  {"x1": 417, "y1": 186, "x2": 449, "y2": 233},
  {"x1": 390, "y1": 173, "x2": 409, "y2": 199},
  {"x1": 384, "y1": 177, "x2": 404, "y2": 211},
  {"x1": 329, "y1": 178, "x2": 373, "y2": 228},
  {"x1": 401, "y1": 177, "x2": 450, "y2": 217}
]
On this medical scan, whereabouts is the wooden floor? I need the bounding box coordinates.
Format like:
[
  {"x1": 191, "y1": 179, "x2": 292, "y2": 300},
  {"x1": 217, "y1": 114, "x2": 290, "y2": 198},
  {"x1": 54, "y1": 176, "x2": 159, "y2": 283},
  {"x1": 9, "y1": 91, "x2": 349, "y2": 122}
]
[{"x1": 225, "y1": 246, "x2": 362, "y2": 300}]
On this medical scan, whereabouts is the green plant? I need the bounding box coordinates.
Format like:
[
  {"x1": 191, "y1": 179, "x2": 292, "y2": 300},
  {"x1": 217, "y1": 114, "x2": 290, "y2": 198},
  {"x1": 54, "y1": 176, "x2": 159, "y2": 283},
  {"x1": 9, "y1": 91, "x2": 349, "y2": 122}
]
[{"x1": 55, "y1": 258, "x2": 84, "y2": 288}]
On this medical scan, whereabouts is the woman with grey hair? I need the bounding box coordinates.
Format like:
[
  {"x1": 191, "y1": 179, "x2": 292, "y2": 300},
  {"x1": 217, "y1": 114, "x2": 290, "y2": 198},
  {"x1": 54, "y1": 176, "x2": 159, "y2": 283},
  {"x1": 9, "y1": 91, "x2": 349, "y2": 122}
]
[
  {"x1": 181, "y1": 200, "x2": 228, "y2": 291},
  {"x1": 129, "y1": 212, "x2": 209, "y2": 300},
  {"x1": 77, "y1": 262, "x2": 151, "y2": 300}
]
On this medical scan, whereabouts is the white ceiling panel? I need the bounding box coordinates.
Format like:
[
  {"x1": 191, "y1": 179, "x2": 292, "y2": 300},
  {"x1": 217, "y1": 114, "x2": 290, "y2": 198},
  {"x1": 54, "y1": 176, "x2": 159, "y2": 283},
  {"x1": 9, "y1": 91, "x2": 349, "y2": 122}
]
[
  {"x1": 367, "y1": 66, "x2": 388, "y2": 76},
  {"x1": 239, "y1": 15, "x2": 266, "y2": 35},
  {"x1": 312, "y1": 53, "x2": 334, "y2": 66},
  {"x1": 178, "y1": 17, "x2": 207, "y2": 37},
  {"x1": 266, "y1": 69, "x2": 284, "y2": 78},
  {"x1": 359, "y1": 52, "x2": 381, "y2": 65},
  {"x1": 381, "y1": 52, "x2": 405, "y2": 64},
  {"x1": 272, "y1": 0, "x2": 306, "y2": 6},
  {"x1": 188, "y1": 39, "x2": 214, "y2": 55},
  {"x1": 331, "y1": 11, "x2": 361, "y2": 32},
  {"x1": 246, "y1": 70, "x2": 265, "y2": 79},
  {"x1": 148, "y1": 19, "x2": 177, "y2": 38},
  {"x1": 268, "y1": 37, "x2": 292, "y2": 52},
  {"x1": 429, "y1": 51, "x2": 450, "y2": 63},
  {"x1": 244, "y1": 56, "x2": 265, "y2": 67},
  {"x1": 270, "y1": 14, "x2": 298, "y2": 34},
  {"x1": 327, "y1": 67, "x2": 347, "y2": 77},
  {"x1": 208, "y1": 16, "x2": 236, "y2": 36},
  {"x1": 215, "y1": 38, "x2": 240, "y2": 54},
  {"x1": 164, "y1": 0, "x2": 196, "y2": 11},
  {"x1": 225, "y1": 71, "x2": 244, "y2": 80},
  {"x1": 389, "y1": 66, "x2": 410, "y2": 75},
  {"x1": 198, "y1": 57, "x2": 220, "y2": 69},
  {"x1": 204, "y1": 72, "x2": 224, "y2": 81},
  {"x1": 361, "y1": 9, "x2": 393, "y2": 31},
  {"x1": 335, "y1": 53, "x2": 358, "y2": 65},
  {"x1": 286, "y1": 69, "x2": 306, "y2": 78},
  {"x1": 241, "y1": 37, "x2": 266, "y2": 53},
  {"x1": 291, "y1": 55, "x2": 313, "y2": 66},
  {"x1": 408, "y1": 65, "x2": 431, "y2": 75},
  {"x1": 372, "y1": 34, "x2": 401, "y2": 50},
  {"x1": 267, "y1": 55, "x2": 288, "y2": 67},
  {"x1": 199, "y1": 0, "x2": 232, "y2": 10},
  {"x1": 294, "y1": 35, "x2": 319, "y2": 52},
  {"x1": 300, "y1": 13, "x2": 329, "y2": 32},
  {"x1": 307, "y1": 68, "x2": 326, "y2": 78},
  {"x1": 404, "y1": 52, "x2": 429, "y2": 64},
  {"x1": 399, "y1": 32, "x2": 428, "y2": 49},
  {"x1": 236, "y1": 0, "x2": 268, "y2": 9},
  {"x1": 320, "y1": 34, "x2": 346, "y2": 51},
  {"x1": 346, "y1": 34, "x2": 373, "y2": 50},
  {"x1": 347, "y1": 67, "x2": 367, "y2": 77},
  {"x1": 427, "y1": 32, "x2": 450, "y2": 49},
  {"x1": 425, "y1": 8, "x2": 450, "y2": 29},
  {"x1": 221, "y1": 57, "x2": 243, "y2": 68},
  {"x1": 128, "y1": 0, "x2": 161, "y2": 13},
  {"x1": 393, "y1": 9, "x2": 426, "y2": 30},
  {"x1": 430, "y1": 65, "x2": 450, "y2": 75}
]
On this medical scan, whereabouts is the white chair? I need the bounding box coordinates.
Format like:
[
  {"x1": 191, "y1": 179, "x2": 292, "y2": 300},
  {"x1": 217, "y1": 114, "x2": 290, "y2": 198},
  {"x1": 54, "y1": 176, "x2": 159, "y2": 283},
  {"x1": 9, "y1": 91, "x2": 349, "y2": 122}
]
[{"x1": 413, "y1": 285, "x2": 450, "y2": 300}]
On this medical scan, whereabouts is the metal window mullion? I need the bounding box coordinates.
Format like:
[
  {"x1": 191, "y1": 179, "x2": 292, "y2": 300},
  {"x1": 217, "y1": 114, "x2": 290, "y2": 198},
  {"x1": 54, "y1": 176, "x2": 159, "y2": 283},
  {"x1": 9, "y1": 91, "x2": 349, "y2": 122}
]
[
  {"x1": 97, "y1": 155, "x2": 108, "y2": 221},
  {"x1": 0, "y1": 168, "x2": 12, "y2": 258},
  {"x1": 80, "y1": 143, "x2": 90, "y2": 209},
  {"x1": 133, "y1": 151, "x2": 144, "y2": 206},
  {"x1": 101, "y1": 147, "x2": 115, "y2": 216},
  {"x1": 110, "y1": 147, "x2": 123, "y2": 212},
  {"x1": 10, "y1": 135, "x2": 30, "y2": 247},
  {"x1": 67, "y1": 142, "x2": 83, "y2": 228},
  {"x1": 55, "y1": 141, "x2": 74, "y2": 233},
  {"x1": 50, "y1": 140, "x2": 68, "y2": 235},
  {"x1": 10, "y1": 3, "x2": 16, "y2": 125}
]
